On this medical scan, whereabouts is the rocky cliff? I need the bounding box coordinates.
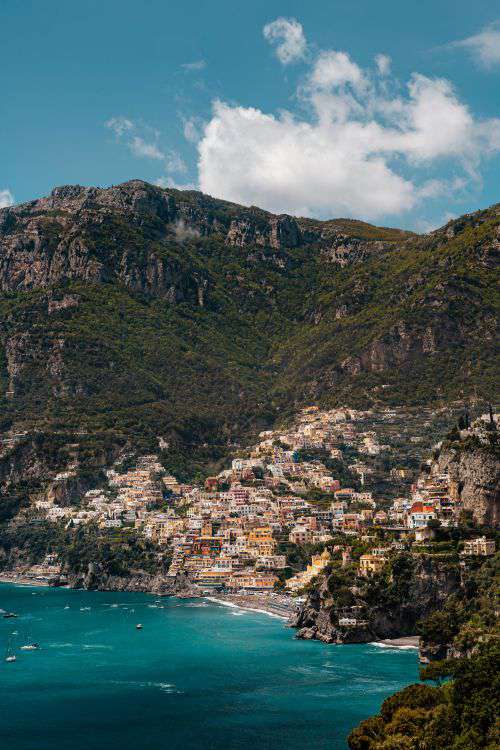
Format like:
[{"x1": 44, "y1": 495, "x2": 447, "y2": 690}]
[
  {"x1": 291, "y1": 553, "x2": 462, "y2": 644},
  {"x1": 63, "y1": 565, "x2": 201, "y2": 597},
  {"x1": 428, "y1": 419, "x2": 499, "y2": 526},
  {"x1": 0, "y1": 180, "x2": 403, "y2": 298}
]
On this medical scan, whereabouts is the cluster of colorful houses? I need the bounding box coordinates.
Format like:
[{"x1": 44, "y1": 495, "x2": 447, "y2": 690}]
[{"x1": 28, "y1": 406, "x2": 496, "y2": 592}]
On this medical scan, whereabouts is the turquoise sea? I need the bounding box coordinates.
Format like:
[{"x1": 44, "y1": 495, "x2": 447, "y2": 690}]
[{"x1": 0, "y1": 584, "x2": 419, "y2": 749}]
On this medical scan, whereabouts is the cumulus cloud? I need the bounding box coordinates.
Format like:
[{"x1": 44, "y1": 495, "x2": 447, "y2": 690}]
[
  {"x1": 196, "y1": 39, "x2": 500, "y2": 219},
  {"x1": 310, "y1": 51, "x2": 365, "y2": 90},
  {"x1": 0, "y1": 189, "x2": 14, "y2": 208},
  {"x1": 263, "y1": 17, "x2": 307, "y2": 64},
  {"x1": 451, "y1": 23, "x2": 500, "y2": 68}
]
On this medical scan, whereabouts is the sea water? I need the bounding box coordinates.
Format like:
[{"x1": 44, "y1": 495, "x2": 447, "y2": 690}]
[{"x1": 0, "y1": 584, "x2": 418, "y2": 749}]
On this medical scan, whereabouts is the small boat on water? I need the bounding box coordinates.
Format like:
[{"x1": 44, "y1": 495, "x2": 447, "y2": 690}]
[
  {"x1": 20, "y1": 643, "x2": 40, "y2": 651},
  {"x1": 3, "y1": 612, "x2": 18, "y2": 619},
  {"x1": 136, "y1": 623, "x2": 143, "y2": 630},
  {"x1": 5, "y1": 636, "x2": 16, "y2": 662}
]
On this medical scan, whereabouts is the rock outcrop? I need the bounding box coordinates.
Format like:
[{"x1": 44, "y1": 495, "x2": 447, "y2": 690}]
[
  {"x1": 429, "y1": 420, "x2": 499, "y2": 526},
  {"x1": 0, "y1": 181, "x2": 400, "y2": 303},
  {"x1": 291, "y1": 555, "x2": 462, "y2": 644},
  {"x1": 64, "y1": 564, "x2": 201, "y2": 597}
]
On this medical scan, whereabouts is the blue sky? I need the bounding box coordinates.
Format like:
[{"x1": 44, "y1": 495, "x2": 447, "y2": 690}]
[{"x1": 1, "y1": 0, "x2": 499, "y2": 230}]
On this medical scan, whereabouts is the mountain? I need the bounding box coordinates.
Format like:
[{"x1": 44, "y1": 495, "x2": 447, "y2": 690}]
[{"x1": 0, "y1": 180, "x2": 498, "y2": 511}]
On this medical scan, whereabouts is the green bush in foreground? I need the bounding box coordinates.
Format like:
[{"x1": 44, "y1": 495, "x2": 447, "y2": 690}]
[{"x1": 348, "y1": 642, "x2": 500, "y2": 750}]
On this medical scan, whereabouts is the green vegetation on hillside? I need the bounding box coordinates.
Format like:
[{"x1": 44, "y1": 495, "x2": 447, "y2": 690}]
[
  {"x1": 349, "y1": 643, "x2": 499, "y2": 750},
  {"x1": 348, "y1": 552, "x2": 500, "y2": 750},
  {"x1": 0, "y1": 187, "x2": 498, "y2": 494}
]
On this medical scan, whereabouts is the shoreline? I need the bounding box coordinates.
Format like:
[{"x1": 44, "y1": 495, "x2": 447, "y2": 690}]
[
  {"x1": 1, "y1": 577, "x2": 421, "y2": 651},
  {"x1": 0, "y1": 574, "x2": 296, "y2": 621},
  {"x1": 370, "y1": 637, "x2": 420, "y2": 650},
  {"x1": 0, "y1": 574, "x2": 56, "y2": 588},
  {"x1": 204, "y1": 595, "x2": 292, "y2": 620}
]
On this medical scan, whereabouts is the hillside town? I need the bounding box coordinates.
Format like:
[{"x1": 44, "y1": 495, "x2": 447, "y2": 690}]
[{"x1": 5, "y1": 406, "x2": 497, "y2": 605}]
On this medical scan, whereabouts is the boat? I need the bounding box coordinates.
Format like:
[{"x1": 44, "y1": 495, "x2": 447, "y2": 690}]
[
  {"x1": 5, "y1": 636, "x2": 16, "y2": 662},
  {"x1": 136, "y1": 623, "x2": 143, "y2": 630},
  {"x1": 20, "y1": 643, "x2": 40, "y2": 651},
  {"x1": 3, "y1": 612, "x2": 18, "y2": 619}
]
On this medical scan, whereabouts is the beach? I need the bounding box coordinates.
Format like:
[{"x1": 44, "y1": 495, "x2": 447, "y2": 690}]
[
  {"x1": 204, "y1": 591, "x2": 298, "y2": 620},
  {"x1": 371, "y1": 636, "x2": 420, "y2": 649}
]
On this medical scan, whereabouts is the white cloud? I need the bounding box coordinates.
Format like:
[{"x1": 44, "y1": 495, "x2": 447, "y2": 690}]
[
  {"x1": 198, "y1": 101, "x2": 414, "y2": 217},
  {"x1": 0, "y1": 189, "x2": 14, "y2": 208},
  {"x1": 105, "y1": 116, "x2": 134, "y2": 137},
  {"x1": 165, "y1": 150, "x2": 187, "y2": 173},
  {"x1": 130, "y1": 136, "x2": 164, "y2": 160},
  {"x1": 181, "y1": 60, "x2": 206, "y2": 71},
  {"x1": 155, "y1": 176, "x2": 197, "y2": 191},
  {"x1": 263, "y1": 17, "x2": 307, "y2": 65},
  {"x1": 197, "y1": 47, "x2": 500, "y2": 220},
  {"x1": 452, "y1": 23, "x2": 500, "y2": 68},
  {"x1": 375, "y1": 53, "x2": 391, "y2": 76},
  {"x1": 310, "y1": 51, "x2": 365, "y2": 90},
  {"x1": 416, "y1": 177, "x2": 467, "y2": 199},
  {"x1": 105, "y1": 117, "x2": 171, "y2": 163},
  {"x1": 106, "y1": 116, "x2": 195, "y2": 188},
  {"x1": 183, "y1": 116, "x2": 202, "y2": 143}
]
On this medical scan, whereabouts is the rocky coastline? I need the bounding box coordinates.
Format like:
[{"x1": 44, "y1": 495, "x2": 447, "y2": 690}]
[{"x1": 290, "y1": 554, "x2": 463, "y2": 647}]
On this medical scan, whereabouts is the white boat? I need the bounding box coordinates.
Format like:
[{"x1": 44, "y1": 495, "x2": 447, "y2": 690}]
[
  {"x1": 5, "y1": 636, "x2": 16, "y2": 662},
  {"x1": 20, "y1": 643, "x2": 39, "y2": 651},
  {"x1": 136, "y1": 623, "x2": 143, "y2": 630}
]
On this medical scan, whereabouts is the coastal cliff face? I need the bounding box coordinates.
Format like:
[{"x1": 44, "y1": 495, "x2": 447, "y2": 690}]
[
  {"x1": 291, "y1": 554, "x2": 462, "y2": 644},
  {"x1": 347, "y1": 552, "x2": 499, "y2": 750},
  {"x1": 63, "y1": 565, "x2": 201, "y2": 597}
]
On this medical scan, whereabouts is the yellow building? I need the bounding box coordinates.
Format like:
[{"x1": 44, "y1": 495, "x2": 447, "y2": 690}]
[
  {"x1": 359, "y1": 554, "x2": 387, "y2": 577},
  {"x1": 286, "y1": 549, "x2": 331, "y2": 592},
  {"x1": 462, "y1": 537, "x2": 495, "y2": 556},
  {"x1": 248, "y1": 527, "x2": 274, "y2": 543}
]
